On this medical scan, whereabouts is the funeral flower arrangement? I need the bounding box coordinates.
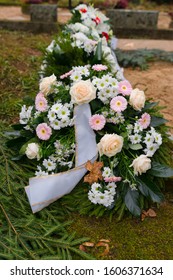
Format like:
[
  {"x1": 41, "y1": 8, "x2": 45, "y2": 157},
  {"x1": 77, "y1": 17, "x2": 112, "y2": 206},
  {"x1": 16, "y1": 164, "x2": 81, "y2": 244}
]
[
  {"x1": 8, "y1": 4, "x2": 173, "y2": 218},
  {"x1": 41, "y1": 4, "x2": 118, "y2": 79}
]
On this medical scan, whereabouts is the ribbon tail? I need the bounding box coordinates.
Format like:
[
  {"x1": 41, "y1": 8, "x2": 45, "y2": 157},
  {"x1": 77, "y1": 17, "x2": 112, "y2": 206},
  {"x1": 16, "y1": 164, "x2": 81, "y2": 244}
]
[{"x1": 25, "y1": 103, "x2": 98, "y2": 213}]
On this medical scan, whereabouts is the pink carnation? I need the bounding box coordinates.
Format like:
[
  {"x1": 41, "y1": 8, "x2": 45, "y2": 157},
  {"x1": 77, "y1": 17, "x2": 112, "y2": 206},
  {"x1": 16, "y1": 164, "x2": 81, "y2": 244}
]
[
  {"x1": 89, "y1": 114, "x2": 106, "y2": 131},
  {"x1": 118, "y1": 80, "x2": 132, "y2": 96},
  {"x1": 110, "y1": 96, "x2": 128, "y2": 112},
  {"x1": 60, "y1": 70, "x2": 73, "y2": 80},
  {"x1": 36, "y1": 123, "x2": 52, "y2": 140},
  {"x1": 35, "y1": 93, "x2": 48, "y2": 112},
  {"x1": 92, "y1": 64, "x2": 108, "y2": 71},
  {"x1": 138, "y1": 113, "x2": 151, "y2": 129},
  {"x1": 104, "y1": 176, "x2": 122, "y2": 183}
]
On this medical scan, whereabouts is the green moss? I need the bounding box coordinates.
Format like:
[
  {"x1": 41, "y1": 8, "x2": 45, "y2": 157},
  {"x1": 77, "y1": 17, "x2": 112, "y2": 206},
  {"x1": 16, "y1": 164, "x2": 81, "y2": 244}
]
[{"x1": 69, "y1": 191, "x2": 173, "y2": 259}]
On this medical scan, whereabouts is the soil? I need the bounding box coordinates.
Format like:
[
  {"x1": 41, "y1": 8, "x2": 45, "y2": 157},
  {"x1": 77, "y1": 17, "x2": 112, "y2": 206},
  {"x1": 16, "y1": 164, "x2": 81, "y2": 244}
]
[{"x1": 124, "y1": 61, "x2": 173, "y2": 133}]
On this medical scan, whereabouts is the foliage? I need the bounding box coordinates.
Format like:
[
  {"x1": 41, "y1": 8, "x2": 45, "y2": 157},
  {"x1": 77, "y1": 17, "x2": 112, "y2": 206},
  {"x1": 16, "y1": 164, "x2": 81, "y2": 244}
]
[{"x1": 115, "y1": 49, "x2": 173, "y2": 70}]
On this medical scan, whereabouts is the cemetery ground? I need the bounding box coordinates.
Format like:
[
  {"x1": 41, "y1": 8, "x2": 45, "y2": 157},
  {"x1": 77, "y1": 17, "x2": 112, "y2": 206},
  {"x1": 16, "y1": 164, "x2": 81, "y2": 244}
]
[{"x1": 0, "y1": 30, "x2": 173, "y2": 259}]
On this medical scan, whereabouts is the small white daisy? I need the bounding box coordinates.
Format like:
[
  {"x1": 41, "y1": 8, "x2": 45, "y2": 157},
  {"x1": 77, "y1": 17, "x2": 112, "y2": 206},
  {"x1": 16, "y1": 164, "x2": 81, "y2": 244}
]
[{"x1": 43, "y1": 159, "x2": 56, "y2": 171}]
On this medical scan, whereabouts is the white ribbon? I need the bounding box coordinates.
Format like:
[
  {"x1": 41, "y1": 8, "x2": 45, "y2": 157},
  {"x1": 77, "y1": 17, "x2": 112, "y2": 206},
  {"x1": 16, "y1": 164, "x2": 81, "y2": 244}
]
[{"x1": 25, "y1": 103, "x2": 98, "y2": 213}]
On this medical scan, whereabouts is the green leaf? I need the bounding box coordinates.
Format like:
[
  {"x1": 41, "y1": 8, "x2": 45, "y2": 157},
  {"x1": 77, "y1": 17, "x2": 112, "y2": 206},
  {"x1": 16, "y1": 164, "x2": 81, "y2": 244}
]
[
  {"x1": 11, "y1": 124, "x2": 25, "y2": 130},
  {"x1": 6, "y1": 137, "x2": 26, "y2": 148},
  {"x1": 144, "y1": 101, "x2": 159, "y2": 110},
  {"x1": 129, "y1": 144, "x2": 143, "y2": 150},
  {"x1": 150, "y1": 116, "x2": 168, "y2": 127},
  {"x1": 19, "y1": 138, "x2": 38, "y2": 155},
  {"x1": 149, "y1": 161, "x2": 173, "y2": 178},
  {"x1": 95, "y1": 41, "x2": 102, "y2": 61},
  {"x1": 124, "y1": 187, "x2": 141, "y2": 216},
  {"x1": 137, "y1": 178, "x2": 164, "y2": 203}
]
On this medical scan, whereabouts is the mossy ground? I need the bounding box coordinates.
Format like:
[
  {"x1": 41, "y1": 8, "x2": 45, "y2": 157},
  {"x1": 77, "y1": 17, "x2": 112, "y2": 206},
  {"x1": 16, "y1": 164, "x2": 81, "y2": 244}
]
[{"x1": 0, "y1": 30, "x2": 173, "y2": 260}]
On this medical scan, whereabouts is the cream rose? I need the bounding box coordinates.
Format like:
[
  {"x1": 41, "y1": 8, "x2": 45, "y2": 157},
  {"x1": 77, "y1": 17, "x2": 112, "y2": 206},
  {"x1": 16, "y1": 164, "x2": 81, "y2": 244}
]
[
  {"x1": 25, "y1": 143, "x2": 40, "y2": 160},
  {"x1": 130, "y1": 154, "x2": 151, "y2": 176},
  {"x1": 39, "y1": 74, "x2": 57, "y2": 96},
  {"x1": 129, "y1": 88, "x2": 146, "y2": 111},
  {"x1": 70, "y1": 80, "x2": 96, "y2": 105},
  {"x1": 97, "y1": 134, "x2": 123, "y2": 158}
]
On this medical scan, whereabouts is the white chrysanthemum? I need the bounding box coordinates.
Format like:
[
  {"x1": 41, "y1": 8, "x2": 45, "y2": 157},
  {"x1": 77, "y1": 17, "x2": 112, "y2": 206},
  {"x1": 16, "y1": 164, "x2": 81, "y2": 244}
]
[
  {"x1": 106, "y1": 183, "x2": 117, "y2": 195},
  {"x1": 58, "y1": 106, "x2": 70, "y2": 120},
  {"x1": 97, "y1": 91, "x2": 108, "y2": 103},
  {"x1": 153, "y1": 132, "x2": 162, "y2": 146},
  {"x1": 43, "y1": 159, "x2": 56, "y2": 171},
  {"x1": 51, "y1": 103, "x2": 63, "y2": 113},
  {"x1": 144, "y1": 133, "x2": 155, "y2": 146},
  {"x1": 88, "y1": 191, "x2": 98, "y2": 205},
  {"x1": 109, "y1": 87, "x2": 118, "y2": 98},
  {"x1": 144, "y1": 143, "x2": 159, "y2": 157},
  {"x1": 97, "y1": 79, "x2": 108, "y2": 90},
  {"x1": 134, "y1": 122, "x2": 143, "y2": 133},
  {"x1": 50, "y1": 119, "x2": 61, "y2": 130},
  {"x1": 92, "y1": 77, "x2": 100, "y2": 86},
  {"x1": 35, "y1": 168, "x2": 48, "y2": 177},
  {"x1": 129, "y1": 134, "x2": 142, "y2": 144},
  {"x1": 48, "y1": 110, "x2": 56, "y2": 122},
  {"x1": 97, "y1": 192, "x2": 114, "y2": 207},
  {"x1": 91, "y1": 183, "x2": 101, "y2": 193},
  {"x1": 60, "y1": 119, "x2": 70, "y2": 128},
  {"x1": 102, "y1": 167, "x2": 111, "y2": 178},
  {"x1": 126, "y1": 124, "x2": 133, "y2": 134},
  {"x1": 70, "y1": 71, "x2": 82, "y2": 82},
  {"x1": 73, "y1": 66, "x2": 90, "y2": 77},
  {"x1": 110, "y1": 77, "x2": 119, "y2": 88}
]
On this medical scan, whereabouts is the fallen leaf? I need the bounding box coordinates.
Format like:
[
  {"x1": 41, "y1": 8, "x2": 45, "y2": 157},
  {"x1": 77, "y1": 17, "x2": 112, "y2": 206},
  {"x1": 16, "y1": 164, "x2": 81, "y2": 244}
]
[
  {"x1": 96, "y1": 241, "x2": 110, "y2": 256},
  {"x1": 141, "y1": 209, "x2": 157, "y2": 221},
  {"x1": 79, "y1": 245, "x2": 87, "y2": 252},
  {"x1": 84, "y1": 160, "x2": 103, "y2": 185},
  {"x1": 147, "y1": 208, "x2": 157, "y2": 217},
  {"x1": 141, "y1": 211, "x2": 147, "y2": 221},
  {"x1": 82, "y1": 242, "x2": 95, "y2": 247},
  {"x1": 99, "y1": 239, "x2": 110, "y2": 243}
]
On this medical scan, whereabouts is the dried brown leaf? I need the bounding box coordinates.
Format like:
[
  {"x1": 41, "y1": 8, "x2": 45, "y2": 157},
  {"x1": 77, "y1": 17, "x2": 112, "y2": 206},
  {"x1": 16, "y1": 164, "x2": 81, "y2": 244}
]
[
  {"x1": 84, "y1": 160, "x2": 103, "y2": 185},
  {"x1": 79, "y1": 245, "x2": 87, "y2": 252},
  {"x1": 99, "y1": 239, "x2": 110, "y2": 243},
  {"x1": 96, "y1": 241, "x2": 110, "y2": 256},
  {"x1": 82, "y1": 242, "x2": 95, "y2": 247},
  {"x1": 147, "y1": 208, "x2": 157, "y2": 217}
]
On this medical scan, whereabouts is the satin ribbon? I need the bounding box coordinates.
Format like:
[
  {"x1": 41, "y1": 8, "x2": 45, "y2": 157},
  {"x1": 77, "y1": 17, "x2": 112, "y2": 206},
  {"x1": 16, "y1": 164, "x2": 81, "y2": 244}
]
[{"x1": 25, "y1": 103, "x2": 98, "y2": 213}]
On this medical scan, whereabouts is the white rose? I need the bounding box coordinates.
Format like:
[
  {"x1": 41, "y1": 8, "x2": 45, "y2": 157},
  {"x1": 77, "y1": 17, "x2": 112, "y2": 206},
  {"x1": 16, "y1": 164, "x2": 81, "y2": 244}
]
[
  {"x1": 25, "y1": 143, "x2": 40, "y2": 160},
  {"x1": 130, "y1": 154, "x2": 151, "y2": 176},
  {"x1": 70, "y1": 80, "x2": 96, "y2": 105},
  {"x1": 39, "y1": 74, "x2": 57, "y2": 96},
  {"x1": 97, "y1": 134, "x2": 124, "y2": 158},
  {"x1": 129, "y1": 88, "x2": 146, "y2": 111}
]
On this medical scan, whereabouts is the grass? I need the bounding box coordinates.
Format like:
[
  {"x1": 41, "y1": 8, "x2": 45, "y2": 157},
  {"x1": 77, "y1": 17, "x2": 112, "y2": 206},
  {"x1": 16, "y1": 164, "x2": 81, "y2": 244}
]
[{"x1": 0, "y1": 30, "x2": 173, "y2": 260}]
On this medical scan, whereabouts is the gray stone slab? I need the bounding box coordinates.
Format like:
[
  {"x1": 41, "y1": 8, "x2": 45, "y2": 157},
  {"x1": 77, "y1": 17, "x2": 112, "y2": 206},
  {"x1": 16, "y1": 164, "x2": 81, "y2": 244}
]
[
  {"x1": 30, "y1": 4, "x2": 57, "y2": 23},
  {"x1": 106, "y1": 9, "x2": 159, "y2": 30}
]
